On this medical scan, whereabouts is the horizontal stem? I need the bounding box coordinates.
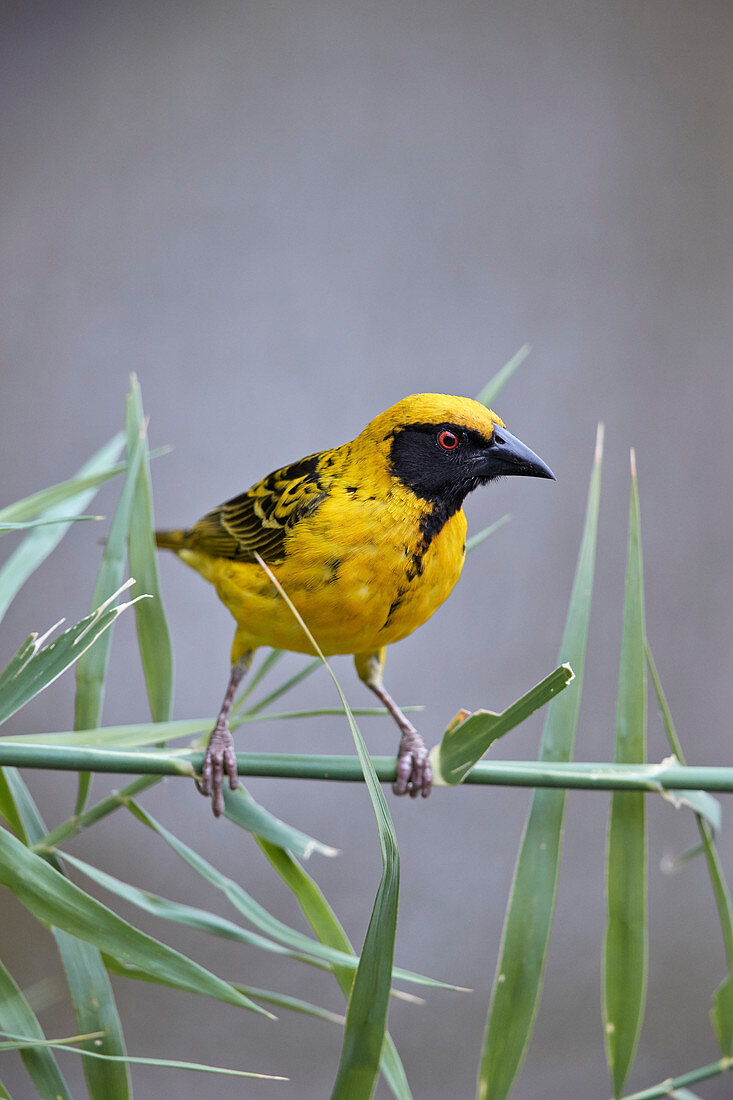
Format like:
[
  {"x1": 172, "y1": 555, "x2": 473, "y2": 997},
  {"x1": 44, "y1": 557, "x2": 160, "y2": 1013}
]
[
  {"x1": 622, "y1": 1054, "x2": 732, "y2": 1098},
  {"x1": 2, "y1": 743, "x2": 733, "y2": 792}
]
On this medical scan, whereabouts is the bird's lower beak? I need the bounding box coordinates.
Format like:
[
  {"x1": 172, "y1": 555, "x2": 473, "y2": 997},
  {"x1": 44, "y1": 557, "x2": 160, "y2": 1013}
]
[{"x1": 479, "y1": 427, "x2": 555, "y2": 481}]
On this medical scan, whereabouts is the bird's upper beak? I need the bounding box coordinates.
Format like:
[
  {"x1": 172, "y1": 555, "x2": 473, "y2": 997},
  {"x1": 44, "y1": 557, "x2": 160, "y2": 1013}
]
[{"x1": 478, "y1": 426, "x2": 555, "y2": 482}]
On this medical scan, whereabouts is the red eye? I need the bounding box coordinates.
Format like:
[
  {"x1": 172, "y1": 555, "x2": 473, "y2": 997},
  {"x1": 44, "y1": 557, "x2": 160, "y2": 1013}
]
[{"x1": 438, "y1": 430, "x2": 459, "y2": 450}]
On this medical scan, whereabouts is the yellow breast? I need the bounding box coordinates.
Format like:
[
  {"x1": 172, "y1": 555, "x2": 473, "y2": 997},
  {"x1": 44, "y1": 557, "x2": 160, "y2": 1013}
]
[{"x1": 179, "y1": 487, "x2": 467, "y2": 661}]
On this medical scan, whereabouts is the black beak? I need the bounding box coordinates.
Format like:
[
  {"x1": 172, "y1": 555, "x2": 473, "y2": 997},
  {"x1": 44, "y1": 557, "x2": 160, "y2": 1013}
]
[{"x1": 479, "y1": 427, "x2": 555, "y2": 482}]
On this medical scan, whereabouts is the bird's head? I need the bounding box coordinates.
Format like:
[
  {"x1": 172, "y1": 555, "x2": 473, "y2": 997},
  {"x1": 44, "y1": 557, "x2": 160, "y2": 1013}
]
[{"x1": 366, "y1": 393, "x2": 555, "y2": 512}]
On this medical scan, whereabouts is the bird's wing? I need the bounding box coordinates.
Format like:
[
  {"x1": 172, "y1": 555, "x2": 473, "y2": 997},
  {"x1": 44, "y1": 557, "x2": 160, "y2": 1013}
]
[{"x1": 187, "y1": 452, "x2": 328, "y2": 563}]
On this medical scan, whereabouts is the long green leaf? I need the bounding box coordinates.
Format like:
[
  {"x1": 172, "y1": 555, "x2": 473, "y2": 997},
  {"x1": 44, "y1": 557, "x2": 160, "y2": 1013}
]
[
  {"x1": 6, "y1": 766, "x2": 132, "y2": 1100},
  {"x1": 125, "y1": 375, "x2": 174, "y2": 722},
  {"x1": 465, "y1": 515, "x2": 510, "y2": 554},
  {"x1": 0, "y1": 828, "x2": 267, "y2": 1015},
  {"x1": 222, "y1": 782, "x2": 339, "y2": 858},
  {"x1": 103, "y1": 954, "x2": 344, "y2": 1024},
  {"x1": 74, "y1": 421, "x2": 147, "y2": 733},
  {"x1": 0, "y1": 582, "x2": 145, "y2": 726},
  {"x1": 6, "y1": 706, "x2": 409, "y2": 751},
  {"x1": 0, "y1": 959, "x2": 71, "y2": 1095},
  {"x1": 0, "y1": 434, "x2": 125, "y2": 624},
  {"x1": 0, "y1": 769, "x2": 52, "y2": 856},
  {"x1": 0, "y1": 515, "x2": 101, "y2": 533},
  {"x1": 0, "y1": 961, "x2": 72, "y2": 1099},
  {"x1": 479, "y1": 424, "x2": 603, "y2": 1099},
  {"x1": 0, "y1": 1031, "x2": 285, "y2": 1080},
  {"x1": 620, "y1": 1056, "x2": 733, "y2": 1099},
  {"x1": 475, "y1": 346, "x2": 531, "y2": 409},
  {"x1": 603, "y1": 450, "x2": 648, "y2": 1098},
  {"x1": 712, "y1": 976, "x2": 733, "y2": 1058},
  {"x1": 61, "y1": 849, "x2": 334, "y2": 964},
  {"x1": 258, "y1": 839, "x2": 412, "y2": 1100},
  {"x1": 53, "y1": 931, "x2": 131, "y2": 1099},
  {"x1": 127, "y1": 802, "x2": 441, "y2": 991},
  {"x1": 646, "y1": 645, "x2": 733, "y2": 1055},
  {"x1": 0, "y1": 459, "x2": 125, "y2": 525},
  {"x1": 647, "y1": 644, "x2": 733, "y2": 965},
  {"x1": 0, "y1": 770, "x2": 27, "y2": 841},
  {"x1": 73, "y1": 417, "x2": 150, "y2": 817},
  {"x1": 433, "y1": 664, "x2": 574, "y2": 786}
]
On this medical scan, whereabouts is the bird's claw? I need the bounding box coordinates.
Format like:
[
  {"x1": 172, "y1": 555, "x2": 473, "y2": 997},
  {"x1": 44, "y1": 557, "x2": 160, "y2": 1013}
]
[
  {"x1": 393, "y1": 730, "x2": 432, "y2": 798},
  {"x1": 197, "y1": 724, "x2": 238, "y2": 817}
]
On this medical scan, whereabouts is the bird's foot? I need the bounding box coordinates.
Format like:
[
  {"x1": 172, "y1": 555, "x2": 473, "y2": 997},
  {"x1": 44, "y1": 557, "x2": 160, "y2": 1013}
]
[
  {"x1": 393, "y1": 728, "x2": 432, "y2": 799},
  {"x1": 196, "y1": 724, "x2": 238, "y2": 817}
]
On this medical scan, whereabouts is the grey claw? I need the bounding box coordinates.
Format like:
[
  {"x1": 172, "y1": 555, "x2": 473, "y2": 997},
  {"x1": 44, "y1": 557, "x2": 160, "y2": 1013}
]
[
  {"x1": 393, "y1": 733, "x2": 432, "y2": 799},
  {"x1": 199, "y1": 724, "x2": 238, "y2": 817},
  {"x1": 393, "y1": 752, "x2": 413, "y2": 796}
]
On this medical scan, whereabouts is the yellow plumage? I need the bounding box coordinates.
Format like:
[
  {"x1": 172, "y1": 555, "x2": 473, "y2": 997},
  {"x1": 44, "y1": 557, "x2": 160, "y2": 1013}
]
[{"x1": 157, "y1": 393, "x2": 553, "y2": 814}]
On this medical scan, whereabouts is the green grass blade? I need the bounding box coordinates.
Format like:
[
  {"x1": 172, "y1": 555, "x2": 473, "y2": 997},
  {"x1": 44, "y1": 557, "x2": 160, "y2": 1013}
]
[
  {"x1": 646, "y1": 644, "x2": 733, "y2": 1054},
  {"x1": 222, "y1": 783, "x2": 339, "y2": 858},
  {"x1": 659, "y1": 788, "x2": 720, "y2": 841},
  {"x1": 127, "y1": 802, "x2": 438, "y2": 991},
  {"x1": 7, "y1": 718, "x2": 215, "y2": 748},
  {"x1": 647, "y1": 645, "x2": 733, "y2": 964},
  {"x1": 103, "y1": 955, "x2": 344, "y2": 1024},
  {"x1": 257, "y1": 840, "x2": 355, "y2": 982},
  {"x1": 0, "y1": 770, "x2": 27, "y2": 841},
  {"x1": 478, "y1": 424, "x2": 602, "y2": 1100},
  {"x1": 74, "y1": 421, "x2": 147, "y2": 733},
  {"x1": 465, "y1": 515, "x2": 510, "y2": 554},
  {"x1": 433, "y1": 664, "x2": 574, "y2": 786},
  {"x1": 53, "y1": 931, "x2": 131, "y2": 1099},
  {"x1": 645, "y1": 643, "x2": 722, "y2": 838},
  {"x1": 3, "y1": 772, "x2": 132, "y2": 1100},
  {"x1": 61, "y1": 849, "x2": 331, "y2": 962},
  {"x1": 475, "y1": 345, "x2": 531, "y2": 408},
  {"x1": 128, "y1": 801, "x2": 358, "y2": 971},
  {"x1": 0, "y1": 515, "x2": 101, "y2": 533},
  {"x1": 0, "y1": 457, "x2": 125, "y2": 524},
  {"x1": 0, "y1": 768, "x2": 52, "y2": 854},
  {"x1": 73, "y1": 418, "x2": 149, "y2": 817},
  {"x1": 0, "y1": 582, "x2": 146, "y2": 726},
  {"x1": 0, "y1": 962, "x2": 72, "y2": 1099},
  {"x1": 258, "y1": 839, "x2": 412, "y2": 1100},
  {"x1": 620, "y1": 1056, "x2": 733, "y2": 1099},
  {"x1": 3, "y1": 773, "x2": 222, "y2": 1096},
  {"x1": 603, "y1": 451, "x2": 648, "y2": 1098},
  {"x1": 250, "y1": 555, "x2": 400, "y2": 1100},
  {"x1": 0, "y1": 434, "x2": 125, "y2": 624},
  {"x1": 4, "y1": 706, "x2": 416, "y2": 749},
  {"x1": 0, "y1": 827, "x2": 267, "y2": 1015},
  {"x1": 125, "y1": 375, "x2": 174, "y2": 722},
  {"x1": 0, "y1": 1031, "x2": 285, "y2": 1080},
  {"x1": 712, "y1": 976, "x2": 733, "y2": 1057}
]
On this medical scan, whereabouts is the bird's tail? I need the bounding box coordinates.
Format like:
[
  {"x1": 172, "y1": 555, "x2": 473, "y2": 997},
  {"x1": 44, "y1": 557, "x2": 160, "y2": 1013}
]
[{"x1": 155, "y1": 528, "x2": 191, "y2": 552}]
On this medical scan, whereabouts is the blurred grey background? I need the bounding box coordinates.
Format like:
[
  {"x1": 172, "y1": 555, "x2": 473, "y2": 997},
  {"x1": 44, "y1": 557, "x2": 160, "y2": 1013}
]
[{"x1": 2, "y1": 1, "x2": 733, "y2": 1096}]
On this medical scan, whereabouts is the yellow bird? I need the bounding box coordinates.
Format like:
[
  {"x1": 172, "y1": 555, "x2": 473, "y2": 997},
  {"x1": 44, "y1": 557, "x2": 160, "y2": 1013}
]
[{"x1": 156, "y1": 393, "x2": 554, "y2": 815}]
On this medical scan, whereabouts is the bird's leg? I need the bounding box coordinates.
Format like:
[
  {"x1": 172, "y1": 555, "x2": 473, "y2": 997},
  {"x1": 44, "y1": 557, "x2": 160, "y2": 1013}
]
[
  {"x1": 198, "y1": 651, "x2": 253, "y2": 817},
  {"x1": 355, "y1": 650, "x2": 432, "y2": 798}
]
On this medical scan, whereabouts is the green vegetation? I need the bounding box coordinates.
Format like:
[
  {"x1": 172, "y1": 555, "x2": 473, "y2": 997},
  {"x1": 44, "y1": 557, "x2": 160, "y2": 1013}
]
[{"x1": 0, "y1": 360, "x2": 731, "y2": 1097}]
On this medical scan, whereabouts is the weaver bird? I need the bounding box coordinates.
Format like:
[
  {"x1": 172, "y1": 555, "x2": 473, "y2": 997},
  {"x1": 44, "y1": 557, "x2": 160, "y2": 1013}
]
[{"x1": 156, "y1": 393, "x2": 554, "y2": 815}]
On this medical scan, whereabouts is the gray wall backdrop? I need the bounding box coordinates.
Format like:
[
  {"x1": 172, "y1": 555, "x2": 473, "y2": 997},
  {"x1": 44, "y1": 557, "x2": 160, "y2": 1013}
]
[{"x1": 2, "y1": 2, "x2": 733, "y2": 1097}]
